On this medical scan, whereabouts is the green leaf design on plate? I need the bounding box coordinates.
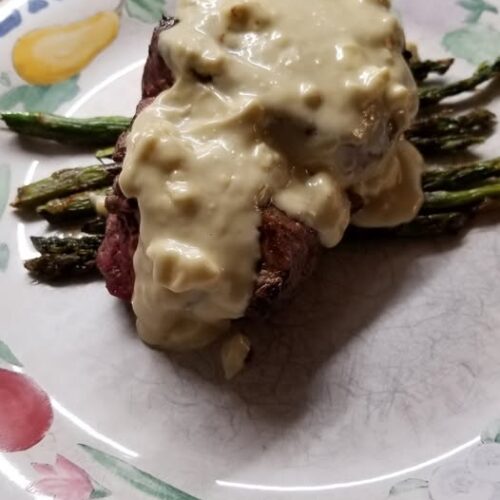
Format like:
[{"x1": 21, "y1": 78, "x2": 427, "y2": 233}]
[
  {"x1": 0, "y1": 72, "x2": 11, "y2": 88},
  {"x1": 0, "y1": 164, "x2": 10, "y2": 218},
  {"x1": 481, "y1": 418, "x2": 500, "y2": 443},
  {"x1": 79, "y1": 444, "x2": 199, "y2": 500},
  {"x1": 0, "y1": 244, "x2": 9, "y2": 272},
  {"x1": 90, "y1": 482, "x2": 112, "y2": 499},
  {"x1": 126, "y1": 0, "x2": 165, "y2": 23},
  {"x1": 457, "y1": 0, "x2": 498, "y2": 23},
  {"x1": 443, "y1": 24, "x2": 500, "y2": 65},
  {"x1": 0, "y1": 76, "x2": 80, "y2": 113},
  {"x1": 389, "y1": 478, "x2": 429, "y2": 497},
  {"x1": 0, "y1": 339, "x2": 22, "y2": 367}
]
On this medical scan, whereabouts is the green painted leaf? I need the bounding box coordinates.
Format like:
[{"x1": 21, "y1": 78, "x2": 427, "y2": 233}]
[
  {"x1": 443, "y1": 24, "x2": 500, "y2": 65},
  {"x1": 0, "y1": 339, "x2": 22, "y2": 367},
  {"x1": 389, "y1": 478, "x2": 429, "y2": 497},
  {"x1": 126, "y1": 0, "x2": 165, "y2": 23},
  {"x1": 0, "y1": 86, "x2": 25, "y2": 111},
  {"x1": 90, "y1": 483, "x2": 112, "y2": 499},
  {"x1": 481, "y1": 418, "x2": 500, "y2": 443},
  {"x1": 0, "y1": 244, "x2": 9, "y2": 273},
  {"x1": 458, "y1": 0, "x2": 498, "y2": 23},
  {"x1": 0, "y1": 72, "x2": 11, "y2": 88},
  {"x1": 79, "y1": 444, "x2": 199, "y2": 500},
  {"x1": 0, "y1": 164, "x2": 10, "y2": 218},
  {"x1": 0, "y1": 76, "x2": 80, "y2": 113}
]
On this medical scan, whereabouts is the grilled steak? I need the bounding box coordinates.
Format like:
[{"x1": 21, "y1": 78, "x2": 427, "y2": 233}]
[
  {"x1": 248, "y1": 207, "x2": 320, "y2": 316},
  {"x1": 97, "y1": 179, "x2": 138, "y2": 301},
  {"x1": 97, "y1": 18, "x2": 322, "y2": 315}
]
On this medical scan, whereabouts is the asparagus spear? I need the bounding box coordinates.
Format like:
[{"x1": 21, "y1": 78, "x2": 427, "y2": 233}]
[
  {"x1": 423, "y1": 158, "x2": 500, "y2": 191},
  {"x1": 26, "y1": 235, "x2": 103, "y2": 281},
  {"x1": 25, "y1": 254, "x2": 98, "y2": 281},
  {"x1": 408, "y1": 109, "x2": 496, "y2": 153},
  {"x1": 0, "y1": 112, "x2": 130, "y2": 146},
  {"x1": 31, "y1": 235, "x2": 103, "y2": 255},
  {"x1": 419, "y1": 57, "x2": 500, "y2": 106},
  {"x1": 12, "y1": 163, "x2": 120, "y2": 209},
  {"x1": 410, "y1": 58, "x2": 455, "y2": 82},
  {"x1": 422, "y1": 182, "x2": 500, "y2": 212},
  {"x1": 410, "y1": 134, "x2": 487, "y2": 154},
  {"x1": 350, "y1": 212, "x2": 471, "y2": 238},
  {"x1": 81, "y1": 217, "x2": 107, "y2": 235},
  {"x1": 391, "y1": 212, "x2": 470, "y2": 236},
  {"x1": 36, "y1": 187, "x2": 112, "y2": 224},
  {"x1": 409, "y1": 109, "x2": 496, "y2": 139}
]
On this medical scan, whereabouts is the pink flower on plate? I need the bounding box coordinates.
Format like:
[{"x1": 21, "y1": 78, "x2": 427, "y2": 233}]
[{"x1": 27, "y1": 454, "x2": 111, "y2": 500}]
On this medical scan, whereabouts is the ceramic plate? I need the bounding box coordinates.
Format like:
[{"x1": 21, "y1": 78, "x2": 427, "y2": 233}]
[{"x1": 1, "y1": 1, "x2": 500, "y2": 499}]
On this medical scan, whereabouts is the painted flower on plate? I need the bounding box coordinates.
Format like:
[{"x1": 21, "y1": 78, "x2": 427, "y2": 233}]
[
  {"x1": 0, "y1": 368, "x2": 53, "y2": 452},
  {"x1": 27, "y1": 455, "x2": 110, "y2": 500}
]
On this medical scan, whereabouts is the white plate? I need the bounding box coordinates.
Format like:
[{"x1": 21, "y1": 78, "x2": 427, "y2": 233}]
[{"x1": 1, "y1": 1, "x2": 500, "y2": 499}]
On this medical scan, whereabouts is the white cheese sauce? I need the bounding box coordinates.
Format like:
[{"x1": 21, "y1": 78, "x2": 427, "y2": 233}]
[{"x1": 119, "y1": 0, "x2": 424, "y2": 350}]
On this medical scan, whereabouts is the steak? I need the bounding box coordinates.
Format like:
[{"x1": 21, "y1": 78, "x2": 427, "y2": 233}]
[
  {"x1": 141, "y1": 16, "x2": 176, "y2": 99},
  {"x1": 97, "y1": 18, "x2": 322, "y2": 315},
  {"x1": 97, "y1": 179, "x2": 138, "y2": 301},
  {"x1": 247, "y1": 206, "x2": 320, "y2": 316}
]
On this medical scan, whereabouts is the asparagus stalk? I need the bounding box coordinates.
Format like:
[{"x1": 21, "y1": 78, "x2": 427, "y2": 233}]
[
  {"x1": 419, "y1": 58, "x2": 500, "y2": 106},
  {"x1": 31, "y1": 235, "x2": 103, "y2": 255},
  {"x1": 410, "y1": 134, "x2": 487, "y2": 154},
  {"x1": 25, "y1": 254, "x2": 98, "y2": 281},
  {"x1": 407, "y1": 109, "x2": 496, "y2": 153},
  {"x1": 0, "y1": 112, "x2": 130, "y2": 146},
  {"x1": 391, "y1": 212, "x2": 470, "y2": 237},
  {"x1": 423, "y1": 182, "x2": 500, "y2": 212},
  {"x1": 12, "y1": 163, "x2": 120, "y2": 209},
  {"x1": 36, "y1": 187, "x2": 112, "y2": 224},
  {"x1": 410, "y1": 58, "x2": 455, "y2": 82},
  {"x1": 26, "y1": 235, "x2": 103, "y2": 281},
  {"x1": 409, "y1": 109, "x2": 496, "y2": 139},
  {"x1": 350, "y1": 212, "x2": 471, "y2": 238},
  {"x1": 423, "y1": 158, "x2": 500, "y2": 191},
  {"x1": 81, "y1": 217, "x2": 107, "y2": 235}
]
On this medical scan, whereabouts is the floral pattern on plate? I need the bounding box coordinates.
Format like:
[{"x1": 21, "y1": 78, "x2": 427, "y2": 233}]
[
  {"x1": 443, "y1": 0, "x2": 500, "y2": 63},
  {"x1": 389, "y1": 421, "x2": 500, "y2": 499},
  {"x1": 27, "y1": 455, "x2": 111, "y2": 500},
  {"x1": 0, "y1": 0, "x2": 165, "y2": 112},
  {"x1": 0, "y1": 336, "x2": 197, "y2": 499}
]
